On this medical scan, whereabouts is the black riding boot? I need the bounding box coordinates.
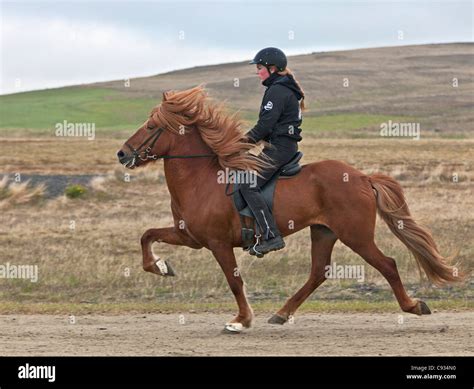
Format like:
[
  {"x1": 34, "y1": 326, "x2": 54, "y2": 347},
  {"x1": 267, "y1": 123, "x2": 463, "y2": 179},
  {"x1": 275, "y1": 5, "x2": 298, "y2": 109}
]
[{"x1": 239, "y1": 187, "x2": 285, "y2": 257}]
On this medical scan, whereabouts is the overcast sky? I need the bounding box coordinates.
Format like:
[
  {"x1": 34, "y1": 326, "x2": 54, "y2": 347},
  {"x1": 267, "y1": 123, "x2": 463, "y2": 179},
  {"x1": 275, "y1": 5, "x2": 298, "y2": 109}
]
[{"x1": 0, "y1": 0, "x2": 472, "y2": 94}]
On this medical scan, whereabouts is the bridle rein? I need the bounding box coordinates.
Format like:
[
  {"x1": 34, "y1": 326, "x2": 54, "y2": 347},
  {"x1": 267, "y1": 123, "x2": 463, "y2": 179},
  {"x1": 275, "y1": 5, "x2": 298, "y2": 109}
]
[{"x1": 125, "y1": 127, "x2": 215, "y2": 163}]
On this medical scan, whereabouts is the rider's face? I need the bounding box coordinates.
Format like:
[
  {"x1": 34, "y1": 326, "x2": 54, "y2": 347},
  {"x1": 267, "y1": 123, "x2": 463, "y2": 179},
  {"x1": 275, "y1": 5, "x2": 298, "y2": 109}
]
[{"x1": 256, "y1": 64, "x2": 270, "y2": 81}]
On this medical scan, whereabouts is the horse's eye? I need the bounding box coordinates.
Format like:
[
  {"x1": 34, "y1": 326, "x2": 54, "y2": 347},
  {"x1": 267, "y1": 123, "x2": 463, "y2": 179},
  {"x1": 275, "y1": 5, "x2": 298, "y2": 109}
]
[{"x1": 146, "y1": 121, "x2": 155, "y2": 130}]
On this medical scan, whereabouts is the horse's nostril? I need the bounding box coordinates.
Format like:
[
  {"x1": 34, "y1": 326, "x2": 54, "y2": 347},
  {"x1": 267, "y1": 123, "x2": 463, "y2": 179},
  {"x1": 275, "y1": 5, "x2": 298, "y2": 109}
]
[{"x1": 117, "y1": 150, "x2": 125, "y2": 158}]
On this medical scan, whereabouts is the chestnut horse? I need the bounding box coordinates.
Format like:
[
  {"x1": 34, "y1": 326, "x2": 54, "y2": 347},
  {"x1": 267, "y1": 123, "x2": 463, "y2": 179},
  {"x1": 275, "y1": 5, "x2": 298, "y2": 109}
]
[{"x1": 117, "y1": 86, "x2": 462, "y2": 333}]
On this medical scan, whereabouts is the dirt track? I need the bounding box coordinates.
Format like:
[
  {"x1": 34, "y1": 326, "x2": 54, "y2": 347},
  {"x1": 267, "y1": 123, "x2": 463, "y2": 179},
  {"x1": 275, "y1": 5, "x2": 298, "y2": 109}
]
[{"x1": 1, "y1": 312, "x2": 472, "y2": 356}]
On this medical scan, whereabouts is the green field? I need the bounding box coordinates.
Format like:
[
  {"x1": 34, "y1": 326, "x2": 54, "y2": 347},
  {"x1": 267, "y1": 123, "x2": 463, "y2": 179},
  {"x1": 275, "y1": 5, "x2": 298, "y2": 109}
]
[
  {"x1": 0, "y1": 86, "x2": 421, "y2": 138},
  {"x1": 0, "y1": 87, "x2": 157, "y2": 132}
]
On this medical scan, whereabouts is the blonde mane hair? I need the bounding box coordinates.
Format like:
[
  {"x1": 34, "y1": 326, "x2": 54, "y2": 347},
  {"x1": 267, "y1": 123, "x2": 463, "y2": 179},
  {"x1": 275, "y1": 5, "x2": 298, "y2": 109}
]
[{"x1": 150, "y1": 85, "x2": 272, "y2": 172}]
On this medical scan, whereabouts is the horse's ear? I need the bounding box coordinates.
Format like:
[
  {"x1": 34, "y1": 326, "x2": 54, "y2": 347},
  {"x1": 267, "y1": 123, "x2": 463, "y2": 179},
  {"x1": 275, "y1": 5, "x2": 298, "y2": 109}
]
[{"x1": 162, "y1": 92, "x2": 168, "y2": 102}]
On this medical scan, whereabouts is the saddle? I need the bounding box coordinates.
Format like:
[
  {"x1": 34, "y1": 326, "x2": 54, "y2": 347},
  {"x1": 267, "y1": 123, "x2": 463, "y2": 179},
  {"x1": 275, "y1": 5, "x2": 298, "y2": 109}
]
[{"x1": 230, "y1": 151, "x2": 303, "y2": 249}]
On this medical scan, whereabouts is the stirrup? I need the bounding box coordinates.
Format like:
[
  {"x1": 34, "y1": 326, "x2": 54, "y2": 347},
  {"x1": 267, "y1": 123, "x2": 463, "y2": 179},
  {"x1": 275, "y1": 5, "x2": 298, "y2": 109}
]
[
  {"x1": 249, "y1": 234, "x2": 264, "y2": 258},
  {"x1": 253, "y1": 236, "x2": 285, "y2": 255}
]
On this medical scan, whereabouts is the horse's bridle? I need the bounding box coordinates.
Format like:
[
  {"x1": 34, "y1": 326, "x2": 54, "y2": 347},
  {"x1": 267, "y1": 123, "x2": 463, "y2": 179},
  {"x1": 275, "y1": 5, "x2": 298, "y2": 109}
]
[
  {"x1": 125, "y1": 127, "x2": 165, "y2": 162},
  {"x1": 125, "y1": 127, "x2": 215, "y2": 163}
]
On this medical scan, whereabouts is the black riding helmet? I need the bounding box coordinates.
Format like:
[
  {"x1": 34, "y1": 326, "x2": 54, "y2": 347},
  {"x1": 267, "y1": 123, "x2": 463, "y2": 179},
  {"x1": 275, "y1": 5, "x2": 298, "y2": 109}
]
[{"x1": 249, "y1": 47, "x2": 287, "y2": 72}]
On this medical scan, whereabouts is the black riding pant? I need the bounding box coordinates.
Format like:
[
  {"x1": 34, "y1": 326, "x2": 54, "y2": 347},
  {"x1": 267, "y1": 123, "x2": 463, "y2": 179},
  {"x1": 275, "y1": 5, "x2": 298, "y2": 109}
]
[{"x1": 239, "y1": 138, "x2": 298, "y2": 239}]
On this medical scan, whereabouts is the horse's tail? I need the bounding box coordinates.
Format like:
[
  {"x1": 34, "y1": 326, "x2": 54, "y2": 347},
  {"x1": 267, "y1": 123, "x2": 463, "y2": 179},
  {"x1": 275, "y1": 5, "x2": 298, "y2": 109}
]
[{"x1": 369, "y1": 173, "x2": 465, "y2": 286}]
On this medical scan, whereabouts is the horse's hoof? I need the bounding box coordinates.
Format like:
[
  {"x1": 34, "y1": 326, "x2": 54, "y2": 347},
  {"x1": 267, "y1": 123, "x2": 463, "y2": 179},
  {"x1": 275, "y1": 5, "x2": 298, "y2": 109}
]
[
  {"x1": 419, "y1": 301, "x2": 431, "y2": 315},
  {"x1": 154, "y1": 258, "x2": 176, "y2": 277},
  {"x1": 268, "y1": 314, "x2": 287, "y2": 325},
  {"x1": 164, "y1": 261, "x2": 176, "y2": 277},
  {"x1": 222, "y1": 322, "x2": 243, "y2": 334}
]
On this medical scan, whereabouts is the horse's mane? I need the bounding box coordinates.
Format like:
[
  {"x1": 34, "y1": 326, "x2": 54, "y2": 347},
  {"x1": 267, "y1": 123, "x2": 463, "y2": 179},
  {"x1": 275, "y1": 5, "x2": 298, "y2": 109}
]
[{"x1": 150, "y1": 85, "x2": 272, "y2": 173}]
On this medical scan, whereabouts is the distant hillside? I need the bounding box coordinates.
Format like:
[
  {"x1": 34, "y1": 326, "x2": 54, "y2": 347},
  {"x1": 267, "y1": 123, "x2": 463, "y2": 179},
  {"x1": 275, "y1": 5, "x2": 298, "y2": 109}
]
[{"x1": 1, "y1": 43, "x2": 472, "y2": 137}]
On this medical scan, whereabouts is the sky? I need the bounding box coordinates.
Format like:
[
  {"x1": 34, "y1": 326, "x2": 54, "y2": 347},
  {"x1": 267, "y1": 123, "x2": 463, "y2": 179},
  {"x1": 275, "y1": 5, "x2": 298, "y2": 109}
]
[{"x1": 0, "y1": 0, "x2": 472, "y2": 94}]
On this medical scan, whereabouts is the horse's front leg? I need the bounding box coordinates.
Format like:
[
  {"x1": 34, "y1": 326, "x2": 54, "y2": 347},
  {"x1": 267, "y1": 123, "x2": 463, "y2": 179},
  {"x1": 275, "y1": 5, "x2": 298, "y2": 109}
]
[
  {"x1": 210, "y1": 243, "x2": 254, "y2": 333},
  {"x1": 140, "y1": 227, "x2": 199, "y2": 276}
]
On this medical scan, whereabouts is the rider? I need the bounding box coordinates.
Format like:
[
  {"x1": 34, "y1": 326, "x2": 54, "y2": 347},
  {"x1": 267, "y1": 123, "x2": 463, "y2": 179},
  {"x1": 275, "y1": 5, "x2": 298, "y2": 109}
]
[{"x1": 241, "y1": 47, "x2": 305, "y2": 256}]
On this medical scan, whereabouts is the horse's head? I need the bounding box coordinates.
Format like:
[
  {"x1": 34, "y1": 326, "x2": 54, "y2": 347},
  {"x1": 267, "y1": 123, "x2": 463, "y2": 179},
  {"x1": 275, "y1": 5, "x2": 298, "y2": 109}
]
[
  {"x1": 118, "y1": 85, "x2": 271, "y2": 173},
  {"x1": 117, "y1": 96, "x2": 176, "y2": 169},
  {"x1": 117, "y1": 87, "x2": 211, "y2": 169}
]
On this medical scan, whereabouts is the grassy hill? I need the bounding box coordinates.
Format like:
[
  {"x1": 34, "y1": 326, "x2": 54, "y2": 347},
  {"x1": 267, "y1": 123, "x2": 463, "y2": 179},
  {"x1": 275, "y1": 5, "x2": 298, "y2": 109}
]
[{"x1": 0, "y1": 43, "x2": 472, "y2": 138}]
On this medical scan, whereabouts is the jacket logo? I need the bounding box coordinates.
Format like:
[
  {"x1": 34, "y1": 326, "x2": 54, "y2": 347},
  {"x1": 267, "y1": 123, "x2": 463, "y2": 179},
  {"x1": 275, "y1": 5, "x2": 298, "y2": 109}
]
[{"x1": 264, "y1": 101, "x2": 273, "y2": 111}]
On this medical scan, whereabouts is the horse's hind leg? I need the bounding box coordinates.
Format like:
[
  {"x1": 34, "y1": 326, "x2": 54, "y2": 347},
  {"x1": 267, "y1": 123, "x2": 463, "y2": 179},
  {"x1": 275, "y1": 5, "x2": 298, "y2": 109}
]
[
  {"x1": 346, "y1": 240, "x2": 431, "y2": 315},
  {"x1": 269, "y1": 225, "x2": 337, "y2": 325}
]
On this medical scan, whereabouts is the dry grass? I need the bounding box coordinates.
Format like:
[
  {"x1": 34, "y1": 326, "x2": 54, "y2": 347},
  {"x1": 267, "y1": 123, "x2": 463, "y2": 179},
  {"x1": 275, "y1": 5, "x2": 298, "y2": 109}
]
[
  {"x1": 0, "y1": 136, "x2": 472, "y2": 176},
  {"x1": 0, "y1": 137, "x2": 471, "y2": 311},
  {"x1": 0, "y1": 138, "x2": 122, "y2": 175},
  {"x1": 0, "y1": 175, "x2": 45, "y2": 208}
]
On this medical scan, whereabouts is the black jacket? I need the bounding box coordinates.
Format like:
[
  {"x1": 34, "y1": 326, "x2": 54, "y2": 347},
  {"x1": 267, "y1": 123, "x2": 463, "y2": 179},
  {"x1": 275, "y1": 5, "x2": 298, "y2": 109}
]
[{"x1": 246, "y1": 73, "x2": 303, "y2": 143}]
